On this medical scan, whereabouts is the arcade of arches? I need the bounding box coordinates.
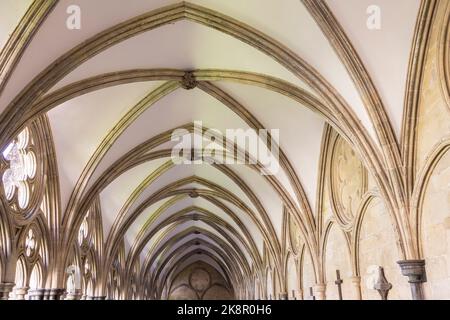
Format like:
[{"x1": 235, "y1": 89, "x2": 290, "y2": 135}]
[{"x1": 0, "y1": 0, "x2": 449, "y2": 300}]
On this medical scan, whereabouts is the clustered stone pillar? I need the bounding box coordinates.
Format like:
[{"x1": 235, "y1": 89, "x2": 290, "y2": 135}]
[
  {"x1": 14, "y1": 287, "x2": 29, "y2": 300},
  {"x1": 313, "y1": 284, "x2": 326, "y2": 300},
  {"x1": 65, "y1": 289, "x2": 83, "y2": 300},
  {"x1": 45, "y1": 289, "x2": 66, "y2": 300},
  {"x1": 398, "y1": 260, "x2": 427, "y2": 300},
  {"x1": 349, "y1": 276, "x2": 362, "y2": 300},
  {"x1": 0, "y1": 283, "x2": 14, "y2": 300},
  {"x1": 278, "y1": 292, "x2": 288, "y2": 300},
  {"x1": 28, "y1": 288, "x2": 46, "y2": 300}
]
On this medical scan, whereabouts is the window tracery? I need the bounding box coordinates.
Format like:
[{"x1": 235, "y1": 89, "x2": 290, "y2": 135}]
[
  {"x1": 2, "y1": 128, "x2": 36, "y2": 209},
  {"x1": 25, "y1": 229, "x2": 36, "y2": 257},
  {"x1": 78, "y1": 215, "x2": 89, "y2": 246}
]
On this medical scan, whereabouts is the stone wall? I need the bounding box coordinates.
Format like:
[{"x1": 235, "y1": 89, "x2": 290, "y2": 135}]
[{"x1": 167, "y1": 261, "x2": 233, "y2": 300}]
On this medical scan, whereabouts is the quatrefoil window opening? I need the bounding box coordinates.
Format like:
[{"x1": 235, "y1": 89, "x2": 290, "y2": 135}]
[
  {"x1": 2, "y1": 128, "x2": 37, "y2": 209},
  {"x1": 25, "y1": 229, "x2": 36, "y2": 257}
]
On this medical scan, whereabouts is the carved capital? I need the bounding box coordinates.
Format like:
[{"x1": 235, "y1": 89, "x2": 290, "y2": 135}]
[
  {"x1": 45, "y1": 288, "x2": 66, "y2": 300},
  {"x1": 28, "y1": 288, "x2": 46, "y2": 300},
  {"x1": 398, "y1": 260, "x2": 427, "y2": 300},
  {"x1": 65, "y1": 289, "x2": 83, "y2": 300},
  {"x1": 397, "y1": 260, "x2": 427, "y2": 283}
]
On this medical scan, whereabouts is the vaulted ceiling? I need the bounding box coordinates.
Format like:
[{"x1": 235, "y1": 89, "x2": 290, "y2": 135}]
[{"x1": 0, "y1": 0, "x2": 421, "y2": 295}]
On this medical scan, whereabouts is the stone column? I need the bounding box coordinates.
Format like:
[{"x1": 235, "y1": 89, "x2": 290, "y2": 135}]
[
  {"x1": 65, "y1": 289, "x2": 83, "y2": 300},
  {"x1": 313, "y1": 284, "x2": 326, "y2": 300},
  {"x1": 0, "y1": 283, "x2": 15, "y2": 300},
  {"x1": 398, "y1": 260, "x2": 427, "y2": 300},
  {"x1": 278, "y1": 292, "x2": 288, "y2": 300},
  {"x1": 289, "y1": 290, "x2": 298, "y2": 300},
  {"x1": 349, "y1": 276, "x2": 362, "y2": 300},
  {"x1": 28, "y1": 288, "x2": 45, "y2": 300},
  {"x1": 14, "y1": 287, "x2": 29, "y2": 300},
  {"x1": 297, "y1": 289, "x2": 304, "y2": 300},
  {"x1": 46, "y1": 289, "x2": 65, "y2": 300}
]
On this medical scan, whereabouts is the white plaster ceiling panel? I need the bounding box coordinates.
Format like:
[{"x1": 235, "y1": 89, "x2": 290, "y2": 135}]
[
  {"x1": 162, "y1": 246, "x2": 234, "y2": 282},
  {"x1": 214, "y1": 225, "x2": 253, "y2": 266},
  {"x1": 216, "y1": 81, "x2": 325, "y2": 210},
  {"x1": 168, "y1": 249, "x2": 229, "y2": 281},
  {"x1": 145, "y1": 135, "x2": 296, "y2": 207},
  {"x1": 188, "y1": 0, "x2": 377, "y2": 143},
  {"x1": 222, "y1": 164, "x2": 284, "y2": 242},
  {"x1": 0, "y1": 0, "x2": 33, "y2": 49},
  {"x1": 123, "y1": 163, "x2": 260, "y2": 222},
  {"x1": 0, "y1": 0, "x2": 185, "y2": 112},
  {"x1": 86, "y1": 88, "x2": 252, "y2": 189},
  {"x1": 145, "y1": 220, "x2": 204, "y2": 263},
  {"x1": 141, "y1": 225, "x2": 168, "y2": 265},
  {"x1": 125, "y1": 196, "x2": 252, "y2": 254},
  {"x1": 99, "y1": 158, "x2": 168, "y2": 237},
  {"x1": 148, "y1": 220, "x2": 233, "y2": 262},
  {"x1": 52, "y1": 20, "x2": 309, "y2": 91},
  {"x1": 124, "y1": 197, "x2": 178, "y2": 254},
  {"x1": 189, "y1": 197, "x2": 250, "y2": 241},
  {"x1": 48, "y1": 81, "x2": 162, "y2": 213},
  {"x1": 171, "y1": 258, "x2": 228, "y2": 283},
  {"x1": 192, "y1": 197, "x2": 265, "y2": 256},
  {"x1": 221, "y1": 199, "x2": 269, "y2": 256},
  {"x1": 326, "y1": 0, "x2": 421, "y2": 138},
  {"x1": 158, "y1": 234, "x2": 230, "y2": 267},
  {"x1": 1, "y1": 0, "x2": 376, "y2": 144}
]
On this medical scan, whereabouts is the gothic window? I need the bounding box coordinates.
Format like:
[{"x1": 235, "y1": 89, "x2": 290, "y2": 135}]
[{"x1": 2, "y1": 128, "x2": 36, "y2": 209}]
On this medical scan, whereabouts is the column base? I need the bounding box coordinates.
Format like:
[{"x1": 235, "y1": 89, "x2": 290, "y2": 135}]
[
  {"x1": 278, "y1": 292, "x2": 288, "y2": 300},
  {"x1": 313, "y1": 284, "x2": 326, "y2": 300},
  {"x1": 349, "y1": 276, "x2": 362, "y2": 300}
]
